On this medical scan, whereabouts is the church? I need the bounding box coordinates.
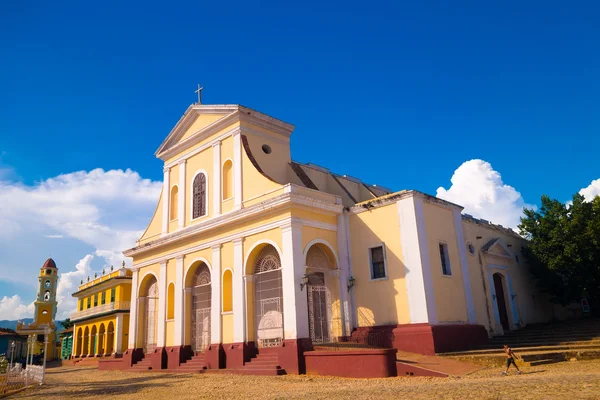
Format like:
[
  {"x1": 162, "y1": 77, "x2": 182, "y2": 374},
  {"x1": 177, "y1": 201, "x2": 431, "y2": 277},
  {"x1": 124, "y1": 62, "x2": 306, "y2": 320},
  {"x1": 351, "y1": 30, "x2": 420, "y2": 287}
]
[
  {"x1": 16, "y1": 258, "x2": 59, "y2": 361},
  {"x1": 104, "y1": 100, "x2": 559, "y2": 374}
]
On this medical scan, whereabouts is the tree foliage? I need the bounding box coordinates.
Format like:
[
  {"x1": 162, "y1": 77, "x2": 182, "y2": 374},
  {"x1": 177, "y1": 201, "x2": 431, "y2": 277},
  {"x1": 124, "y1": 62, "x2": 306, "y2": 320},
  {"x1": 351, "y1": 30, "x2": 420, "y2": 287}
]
[
  {"x1": 519, "y1": 193, "x2": 600, "y2": 310},
  {"x1": 59, "y1": 318, "x2": 74, "y2": 330}
]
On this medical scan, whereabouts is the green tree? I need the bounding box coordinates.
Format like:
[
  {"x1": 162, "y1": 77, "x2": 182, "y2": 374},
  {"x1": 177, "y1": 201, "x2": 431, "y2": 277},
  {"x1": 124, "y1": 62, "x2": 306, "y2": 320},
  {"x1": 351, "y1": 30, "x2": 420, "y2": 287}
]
[
  {"x1": 59, "y1": 318, "x2": 74, "y2": 330},
  {"x1": 519, "y1": 193, "x2": 600, "y2": 313}
]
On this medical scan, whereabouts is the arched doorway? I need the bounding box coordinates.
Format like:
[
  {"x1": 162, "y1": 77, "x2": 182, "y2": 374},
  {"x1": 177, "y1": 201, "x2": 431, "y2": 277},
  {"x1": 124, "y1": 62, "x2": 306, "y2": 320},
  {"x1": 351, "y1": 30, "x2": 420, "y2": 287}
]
[
  {"x1": 253, "y1": 245, "x2": 284, "y2": 348},
  {"x1": 189, "y1": 263, "x2": 211, "y2": 353},
  {"x1": 493, "y1": 273, "x2": 510, "y2": 331},
  {"x1": 76, "y1": 328, "x2": 83, "y2": 356},
  {"x1": 140, "y1": 275, "x2": 159, "y2": 353},
  {"x1": 83, "y1": 327, "x2": 89, "y2": 356},
  {"x1": 98, "y1": 324, "x2": 105, "y2": 356},
  {"x1": 106, "y1": 322, "x2": 114, "y2": 355},
  {"x1": 90, "y1": 325, "x2": 97, "y2": 356},
  {"x1": 305, "y1": 243, "x2": 336, "y2": 344}
]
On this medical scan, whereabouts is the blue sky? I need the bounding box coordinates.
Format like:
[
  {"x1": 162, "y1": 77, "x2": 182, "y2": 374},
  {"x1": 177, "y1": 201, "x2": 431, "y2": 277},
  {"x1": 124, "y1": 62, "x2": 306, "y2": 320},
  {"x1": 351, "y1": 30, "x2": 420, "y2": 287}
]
[{"x1": 1, "y1": 1, "x2": 599, "y2": 318}]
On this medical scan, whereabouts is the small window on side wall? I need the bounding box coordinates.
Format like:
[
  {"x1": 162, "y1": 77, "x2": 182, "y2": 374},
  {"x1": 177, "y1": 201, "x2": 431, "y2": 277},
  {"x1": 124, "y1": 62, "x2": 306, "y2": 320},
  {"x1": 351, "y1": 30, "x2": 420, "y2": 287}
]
[
  {"x1": 439, "y1": 243, "x2": 452, "y2": 276},
  {"x1": 369, "y1": 245, "x2": 387, "y2": 280}
]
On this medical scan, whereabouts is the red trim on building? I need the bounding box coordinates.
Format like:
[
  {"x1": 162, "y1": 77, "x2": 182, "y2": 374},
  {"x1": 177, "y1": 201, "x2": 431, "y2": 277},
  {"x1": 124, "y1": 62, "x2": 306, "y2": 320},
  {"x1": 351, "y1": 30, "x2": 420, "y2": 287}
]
[{"x1": 305, "y1": 349, "x2": 397, "y2": 378}]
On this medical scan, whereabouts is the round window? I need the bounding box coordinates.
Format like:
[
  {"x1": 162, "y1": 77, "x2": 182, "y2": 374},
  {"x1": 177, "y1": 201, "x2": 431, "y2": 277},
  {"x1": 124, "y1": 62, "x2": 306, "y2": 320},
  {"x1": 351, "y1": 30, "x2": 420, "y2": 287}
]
[
  {"x1": 262, "y1": 144, "x2": 272, "y2": 154},
  {"x1": 467, "y1": 243, "x2": 475, "y2": 255}
]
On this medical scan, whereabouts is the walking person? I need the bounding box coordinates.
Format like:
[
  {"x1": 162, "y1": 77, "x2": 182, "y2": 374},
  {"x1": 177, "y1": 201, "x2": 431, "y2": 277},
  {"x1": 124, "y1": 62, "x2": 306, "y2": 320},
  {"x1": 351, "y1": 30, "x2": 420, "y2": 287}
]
[{"x1": 502, "y1": 344, "x2": 521, "y2": 375}]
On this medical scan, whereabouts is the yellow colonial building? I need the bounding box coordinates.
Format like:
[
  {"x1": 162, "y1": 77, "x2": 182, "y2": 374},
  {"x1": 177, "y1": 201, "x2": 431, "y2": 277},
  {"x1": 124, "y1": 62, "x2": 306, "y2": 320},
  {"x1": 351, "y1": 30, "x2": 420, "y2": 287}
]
[
  {"x1": 70, "y1": 264, "x2": 132, "y2": 359},
  {"x1": 16, "y1": 258, "x2": 59, "y2": 360},
  {"x1": 108, "y1": 101, "x2": 558, "y2": 374}
]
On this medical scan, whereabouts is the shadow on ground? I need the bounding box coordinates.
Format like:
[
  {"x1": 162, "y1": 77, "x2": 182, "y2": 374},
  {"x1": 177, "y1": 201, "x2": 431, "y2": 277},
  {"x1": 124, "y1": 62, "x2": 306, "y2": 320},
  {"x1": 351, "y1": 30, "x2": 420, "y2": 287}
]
[{"x1": 14, "y1": 371, "x2": 189, "y2": 398}]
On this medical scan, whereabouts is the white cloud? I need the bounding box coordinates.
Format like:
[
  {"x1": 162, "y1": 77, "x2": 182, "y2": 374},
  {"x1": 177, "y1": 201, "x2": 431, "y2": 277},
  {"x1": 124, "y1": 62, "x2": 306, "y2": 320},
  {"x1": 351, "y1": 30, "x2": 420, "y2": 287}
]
[
  {"x1": 56, "y1": 255, "x2": 94, "y2": 320},
  {"x1": 0, "y1": 167, "x2": 161, "y2": 318},
  {"x1": 0, "y1": 295, "x2": 34, "y2": 320},
  {"x1": 579, "y1": 178, "x2": 600, "y2": 202},
  {"x1": 436, "y1": 159, "x2": 536, "y2": 230}
]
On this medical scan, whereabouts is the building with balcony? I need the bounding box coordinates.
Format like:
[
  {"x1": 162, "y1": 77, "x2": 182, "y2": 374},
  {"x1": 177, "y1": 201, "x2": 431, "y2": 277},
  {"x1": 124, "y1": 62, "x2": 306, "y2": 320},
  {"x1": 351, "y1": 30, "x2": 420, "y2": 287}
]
[
  {"x1": 70, "y1": 265, "x2": 132, "y2": 359},
  {"x1": 101, "y1": 101, "x2": 560, "y2": 376}
]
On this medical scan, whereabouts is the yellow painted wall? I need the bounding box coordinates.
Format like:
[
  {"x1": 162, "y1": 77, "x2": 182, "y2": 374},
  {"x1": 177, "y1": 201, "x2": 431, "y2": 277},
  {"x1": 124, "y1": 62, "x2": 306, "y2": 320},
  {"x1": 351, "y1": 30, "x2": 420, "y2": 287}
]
[
  {"x1": 165, "y1": 121, "x2": 240, "y2": 165},
  {"x1": 301, "y1": 226, "x2": 338, "y2": 255},
  {"x1": 241, "y1": 135, "x2": 282, "y2": 203},
  {"x1": 461, "y1": 219, "x2": 555, "y2": 330},
  {"x1": 349, "y1": 203, "x2": 410, "y2": 326},
  {"x1": 186, "y1": 146, "x2": 213, "y2": 224},
  {"x1": 292, "y1": 208, "x2": 337, "y2": 226},
  {"x1": 180, "y1": 113, "x2": 229, "y2": 142},
  {"x1": 139, "y1": 190, "x2": 163, "y2": 244},
  {"x1": 222, "y1": 313, "x2": 234, "y2": 344},
  {"x1": 422, "y1": 202, "x2": 468, "y2": 323},
  {"x1": 241, "y1": 122, "x2": 291, "y2": 185}
]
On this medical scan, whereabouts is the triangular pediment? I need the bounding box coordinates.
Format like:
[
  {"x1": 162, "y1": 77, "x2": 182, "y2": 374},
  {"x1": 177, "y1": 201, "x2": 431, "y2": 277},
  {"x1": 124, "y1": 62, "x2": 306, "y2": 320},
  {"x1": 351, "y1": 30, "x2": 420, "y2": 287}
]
[
  {"x1": 155, "y1": 105, "x2": 240, "y2": 160},
  {"x1": 482, "y1": 238, "x2": 513, "y2": 259}
]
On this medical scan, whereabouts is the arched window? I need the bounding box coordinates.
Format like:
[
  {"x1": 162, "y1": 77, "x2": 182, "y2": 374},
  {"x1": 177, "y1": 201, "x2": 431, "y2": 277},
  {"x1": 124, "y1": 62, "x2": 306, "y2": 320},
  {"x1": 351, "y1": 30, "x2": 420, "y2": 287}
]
[
  {"x1": 167, "y1": 282, "x2": 175, "y2": 320},
  {"x1": 222, "y1": 269, "x2": 233, "y2": 312},
  {"x1": 170, "y1": 185, "x2": 179, "y2": 220},
  {"x1": 222, "y1": 160, "x2": 233, "y2": 200},
  {"x1": 192, "y1": 173, "x2": 207, "y2": 219},
  {"x1": 44, "y1": 291, "x2": 50, "y2": 301}
]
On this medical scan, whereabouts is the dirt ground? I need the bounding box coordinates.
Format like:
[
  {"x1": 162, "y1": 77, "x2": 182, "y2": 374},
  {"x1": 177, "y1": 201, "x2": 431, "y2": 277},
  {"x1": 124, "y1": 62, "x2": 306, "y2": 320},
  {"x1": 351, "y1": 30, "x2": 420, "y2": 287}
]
[{"x1": 9, "y1": 360, "x2": 600, "y2": 400}]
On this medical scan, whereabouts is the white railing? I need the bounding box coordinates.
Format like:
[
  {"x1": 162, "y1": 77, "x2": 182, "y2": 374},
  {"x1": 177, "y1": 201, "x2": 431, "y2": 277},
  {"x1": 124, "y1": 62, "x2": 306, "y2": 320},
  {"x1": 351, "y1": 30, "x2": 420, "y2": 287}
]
[{"x1": 70, "y1": 301, "x2": 130, "y2": 321}]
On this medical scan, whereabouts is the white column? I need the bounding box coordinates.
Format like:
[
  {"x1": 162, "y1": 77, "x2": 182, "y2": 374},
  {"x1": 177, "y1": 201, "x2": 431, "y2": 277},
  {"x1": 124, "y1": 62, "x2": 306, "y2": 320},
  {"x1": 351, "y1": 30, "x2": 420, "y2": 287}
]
[
  {"x1": 211, "y1": 245, "x2": 222, "y2": 343},
  {"x1": 115, "y1": 313, "x2": 123, "y2": 354},
  {"x1": 162, "y1": 167, "x2": 170, "y2": 234},
  {"x1": 174, "y1": 256, "x2": 184, "y2": 346},
  {"x1": 128, "y1": 269, "x2": 139, "y2": 349},
  {"x1": 452, "y1": 209, "x2": 476, "y2": 323},
  {"x1": 157, "y1": 262, "x2": 167, "y2": 347},
  {"x1": 336, "y1": 212, "x2": 352, "y2": 336},
  {"x1": 232, "y1": 238, "x2": 245, "y2": 343},
  {"x1": 233, "y1": 131, "x2": 243, "y2": 210},
  {"x1": 281, "y1": 222, "x2": 309, "y2": 339},
  {"x1": 213, "y1": 141, "x2": 221, "y2": 216},
  {"x1": 178, "y1": 160, "x2": 186, "y2": 228},
  {"x1": 397, "y1": 195, "x2": 437, "y2": 324}
]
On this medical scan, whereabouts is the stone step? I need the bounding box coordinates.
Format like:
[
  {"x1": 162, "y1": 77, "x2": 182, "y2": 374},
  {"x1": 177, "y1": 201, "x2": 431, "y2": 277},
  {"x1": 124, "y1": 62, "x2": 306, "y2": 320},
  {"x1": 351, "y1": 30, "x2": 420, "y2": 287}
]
[
  {"x1": 246, "y1": 359, "x2": 281, "y2": 366},
  {"x1": 446, "y1": 349, "x2": 600, "y2": 367},
  {"x1": 206, "y1": 368, "x2": 286, "y2": 376},
  {"x1": 440, "y1": 343, "x2": 600, "y2": 356}
]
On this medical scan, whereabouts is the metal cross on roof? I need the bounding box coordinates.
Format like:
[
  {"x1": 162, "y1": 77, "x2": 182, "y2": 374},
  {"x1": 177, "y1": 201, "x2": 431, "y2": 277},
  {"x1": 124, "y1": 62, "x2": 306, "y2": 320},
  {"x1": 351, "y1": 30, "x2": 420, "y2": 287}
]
[{"x1": 195, "y1": 84, "x2": 203, "y2": 104}]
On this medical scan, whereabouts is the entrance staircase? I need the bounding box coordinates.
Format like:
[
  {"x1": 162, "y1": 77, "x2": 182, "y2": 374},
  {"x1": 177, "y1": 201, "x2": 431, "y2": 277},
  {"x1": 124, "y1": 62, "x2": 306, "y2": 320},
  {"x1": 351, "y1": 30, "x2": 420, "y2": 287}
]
[
  {"x1": 175, "y1": 353, "x2": 208, "y2": 373},
  {"x1": 130, "y1": 355, "x2": 153, "y2": 371},
  {"x1": 439, "y1": 318, "x2": 600, "y2": 367},
  {"x1": 206, "y1": 349, "x2": 286, "y2": 376}
]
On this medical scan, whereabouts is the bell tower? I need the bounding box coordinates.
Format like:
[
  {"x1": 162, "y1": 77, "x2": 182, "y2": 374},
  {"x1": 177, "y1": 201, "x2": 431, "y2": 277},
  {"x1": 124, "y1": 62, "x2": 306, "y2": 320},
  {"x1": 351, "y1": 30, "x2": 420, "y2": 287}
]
[{"x1": 34, "y1": 258, "x2": 59, "y2": 325}]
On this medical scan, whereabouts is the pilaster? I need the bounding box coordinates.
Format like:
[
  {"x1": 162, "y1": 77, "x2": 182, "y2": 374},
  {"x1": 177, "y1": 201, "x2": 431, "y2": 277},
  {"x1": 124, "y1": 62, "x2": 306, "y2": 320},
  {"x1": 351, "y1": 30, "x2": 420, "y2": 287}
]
[
  {"x1": 233, "y1": 131, "x2": 242, "y2": 210},
  {"x1": 157, "y1": 262, "x2": 167, "y2": 347},
  {"x1": 232, "y1": 238, "x2": 245, "y2": 343},
  {"x1": 397, "y1": 195, "x2": 437, "y2": 324},
  {"x1": 162, "y1": 167, "x2": 170, "y2": 234},
  {"x1": 115, "y1": 313, "x2": 123, "y2": 354},
  {"x1": 211, "y1": 245, "x2": 222, "y2": 344},
  {"x1": 174, "y1": 256, "x2": 184, "y2": 346},
  {"x1": 128, "y1": 269, "x2": 139, "y2": 349},
  {"x1": 452, "y1": 209, "x2": 476, "y2": 323},
  {"x1": 281, "y1": 222, "x2": 309, "y2": 339},
  {"x1": 336, "y1": 212, "x2": 353, "y2": 335},
  {"x1": 178, "y1": 160, "x2": 186, "y2": 228},
  {"x1": 213, "y1": 141, "x2": 221, "y2": 216}
]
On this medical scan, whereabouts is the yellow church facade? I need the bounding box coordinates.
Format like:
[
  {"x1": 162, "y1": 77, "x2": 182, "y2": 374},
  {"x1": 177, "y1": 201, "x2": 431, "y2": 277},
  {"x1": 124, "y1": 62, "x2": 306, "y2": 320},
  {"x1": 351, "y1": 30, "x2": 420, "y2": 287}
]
[
  {"x1": 70, "y1": 265, "x2": 132, "y2": 359},
  {"x1": 108, "y1": 102, "x2": 557, "y2": 374}
]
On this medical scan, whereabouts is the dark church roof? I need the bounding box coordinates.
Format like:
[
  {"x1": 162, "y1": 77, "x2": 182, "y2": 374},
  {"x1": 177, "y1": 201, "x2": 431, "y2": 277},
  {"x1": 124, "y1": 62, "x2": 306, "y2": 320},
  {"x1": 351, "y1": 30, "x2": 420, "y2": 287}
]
[{"x1": 41, "y1": 258, "x2": 57, "y2": 270}]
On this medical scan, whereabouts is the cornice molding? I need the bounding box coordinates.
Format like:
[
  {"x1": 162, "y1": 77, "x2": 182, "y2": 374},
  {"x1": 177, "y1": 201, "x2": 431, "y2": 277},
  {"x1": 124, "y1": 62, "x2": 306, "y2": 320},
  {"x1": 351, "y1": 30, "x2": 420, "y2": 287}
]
[
  {"x1": 126, "y1": 189, "x2": 342, "y2": 259},
  {"x1": 131, "y1": 215, "x2": 337, "y2": 270}
]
